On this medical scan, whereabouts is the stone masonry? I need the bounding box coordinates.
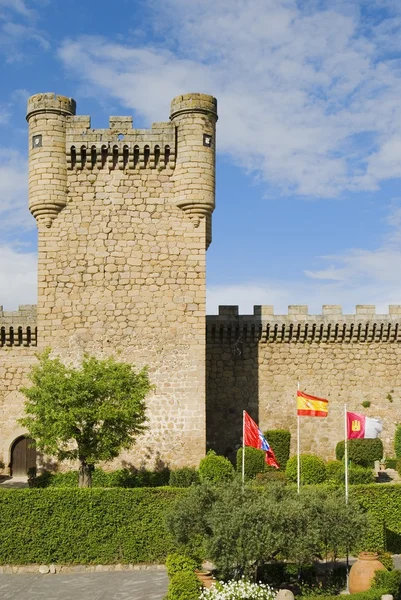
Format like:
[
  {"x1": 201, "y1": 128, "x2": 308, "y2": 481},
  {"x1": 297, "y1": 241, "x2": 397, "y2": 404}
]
[{"x1": 1, "y1": 91, "x2": 401, "y2": 472}]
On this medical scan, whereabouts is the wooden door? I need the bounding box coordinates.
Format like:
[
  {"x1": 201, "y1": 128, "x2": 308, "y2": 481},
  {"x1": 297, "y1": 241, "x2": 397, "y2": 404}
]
[{"x1": 11, "y1": 437, "x2": 36, "y2": 476}]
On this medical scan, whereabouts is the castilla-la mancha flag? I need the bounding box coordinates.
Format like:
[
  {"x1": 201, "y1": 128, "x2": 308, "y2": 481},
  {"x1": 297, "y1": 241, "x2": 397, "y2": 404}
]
[
  {"x1": 347, "y1": 412, "x2": 383, "y2": 439},
  {"x1": 243, "y1": 411, "x2": 280, "y2": 468},
  {"x1": 297, "y1": 391, "x2": 329, "y2": 417}
]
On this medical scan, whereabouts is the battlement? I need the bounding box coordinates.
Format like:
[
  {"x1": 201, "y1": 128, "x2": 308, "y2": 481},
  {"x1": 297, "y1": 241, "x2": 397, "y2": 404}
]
[
  {"x1": 26, "y1": 93, "x2": 76, "y2": 120},
  {"x1": 206, "y1": 305, "x2": 401, "y2": 343},
  {"x1": 0, "y1": 305, "x2": 37, "y2": 347},
  {"x1": 66, "y1": 119, "x2": 176, "y2": 171}
]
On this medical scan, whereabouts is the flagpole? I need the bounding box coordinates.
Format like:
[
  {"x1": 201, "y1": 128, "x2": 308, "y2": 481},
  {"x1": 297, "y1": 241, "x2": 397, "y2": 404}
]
[
  {"x1": 297, "y1": 382, "x2": 300, "y2": 494},
  {"x1": 242, "y1": 410, "x2": 245, "y2": 484},
  {"x1": 344, "y1": 403, "x2": 349, "y2": 593},
  {"x1": 344, "y1": 404, "x2": 348, "y2": 505}
]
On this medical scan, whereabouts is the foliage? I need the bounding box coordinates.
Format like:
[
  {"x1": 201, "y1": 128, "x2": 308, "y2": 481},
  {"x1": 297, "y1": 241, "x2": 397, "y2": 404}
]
[
  {"x1": 361, "y1": 401, "x2": 371, "y2": 408},
  {"x1": 397, "y1": 458, "x2": 401, "y2": 478},
  {"x1": 336, "y1": 439, "x2": 384, "y2": 467},
  {"x1": 198, "y1": 451, "x2": 234, "y2": 485},
  {"x1": 301, "y1": 589, "x2": 387, "y2": 600},
  {"x1": 373, "y1": 569, "x2": 401, "y2": 598},
  {"x1": 169, "y1": 467, "x2": 199, "y2": 488},
  {"x1": 376, "y1": 551, "x2": 394, "y2": 571},
  {"x1": 236, "y1": 447, "x2": 266, "y2": 480},
  {"x1": 254, "y1": 471, "x2": 287, "y2": 485},
  {"x1": 20, "y1": 351, "x2": 152, "y2": 487},
  {"x1": 395, "y1": 425, "x2": 401, "y2": 459},
  {"x1": 325, "y1": 462, "x2": 374, "y2": 485},
  {"x1": 0, "y1": 488, "x2": 185, "y2": 564},
  {"x1": 165, "y1": 553, "x2": 199, "y2": 577},
  {"x1": 200, "y1": 577, "x2": 276, "y2": 599},
  {"x1": 263, "y1": 429, "x2": 291, "y2": 470},
  {"x1": 166, "y1": 481, "x2": 367, "y2": 580},
  {"x1": 165, "y1": 571, "x2": 202, "y2": 600},
  {"x1": 384, "y1": 458, "x2": 398, "y2": 470},
  {"x1": 285, "y1": 454, "x2": 326, "y2": 485},
  {"x1": 351, "y1": 485, "x2": 401, "y2": 553},
  {"x1": 35, "y1": 467, "x2": 170, "y2": 488}
]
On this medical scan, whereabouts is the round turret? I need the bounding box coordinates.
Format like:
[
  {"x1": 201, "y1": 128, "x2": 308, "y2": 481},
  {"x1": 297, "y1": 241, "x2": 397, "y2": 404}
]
[{"x1": 26, "y1": 93, "x2": 76, "y2": 228}]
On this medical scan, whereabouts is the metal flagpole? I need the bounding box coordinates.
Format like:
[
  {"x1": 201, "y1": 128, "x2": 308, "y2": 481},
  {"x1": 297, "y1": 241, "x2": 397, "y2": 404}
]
[
  {"x1": 297, "y1": 382, "x2": 300, "y2": 494},
  {"x1": 242, "y1": 410, "x2": 245, "y2": 484},
  {"x1": 344, "y1": 404, "x2": 349, "y2": 593}
]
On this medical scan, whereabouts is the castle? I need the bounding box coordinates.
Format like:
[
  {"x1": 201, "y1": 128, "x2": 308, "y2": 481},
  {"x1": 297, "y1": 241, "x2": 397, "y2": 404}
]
[{"x1": 0, "y1": 92, "x2": 400, "y2": 475}]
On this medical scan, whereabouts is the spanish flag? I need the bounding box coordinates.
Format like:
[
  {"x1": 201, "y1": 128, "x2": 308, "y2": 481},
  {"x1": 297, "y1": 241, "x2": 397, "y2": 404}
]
[{"x1": 297, "y1": 391, "x2": 328, "y2": 417}]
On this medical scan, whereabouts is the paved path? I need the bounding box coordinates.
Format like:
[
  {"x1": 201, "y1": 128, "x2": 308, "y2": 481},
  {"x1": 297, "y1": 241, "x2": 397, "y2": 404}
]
[{"x1": 0, "y1": 570, "x2": 168, "y2": 599}]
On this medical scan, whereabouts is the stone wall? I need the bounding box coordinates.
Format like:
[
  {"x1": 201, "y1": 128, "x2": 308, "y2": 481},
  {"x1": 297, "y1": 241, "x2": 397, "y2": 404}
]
[
  {"x1": 206, "y1": 305, "x2": 401, "y2": 461},
  {"x1": 21, "y1": 92, "x2": 218, "y2": 469}
]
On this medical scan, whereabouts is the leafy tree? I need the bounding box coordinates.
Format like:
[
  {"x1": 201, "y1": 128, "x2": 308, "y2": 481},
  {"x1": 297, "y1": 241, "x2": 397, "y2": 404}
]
[{"x1": 19, "y1": 350, "x2": 152, "y2": 487}]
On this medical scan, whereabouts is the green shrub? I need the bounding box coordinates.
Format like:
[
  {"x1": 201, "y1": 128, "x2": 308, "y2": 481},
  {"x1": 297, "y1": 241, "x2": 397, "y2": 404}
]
[
  {"x1": 263, "y1": 429, "x2": 291, "y2": 470},
  {"x1": 336, "y1": 439, "x2": 383, "y2": 467},
  {"x1": 285, "y1": 454, "x2": 326, "y2": 484},
  {"x1": 301, "y1": 590, "x2": 387, "y2": 600},
  {"x1": 254, "y1": 470, "x2": 287, "y2": 485},
  {"x1": 35, "y1": 468, "x2": 170, "y2": 488},
  {"x1": 395, "y1": 425, "x2": 401, "y2": 459},
  {"x1": 198, "y1": 451, "x2": 234, "y2": 484},
  {"x1": 385, "y1": 458, "x2": 398, "y2": 470},
  {"x1": 165, "y1": 553, "x2": 199, "y2": 577},
  {"x1": 326, "y1": 460, "x2": 344, "y2": 483},
  {"x1": 376, "y1": 551, "x2": 394, "y2": 571},
  {"x1": 373, "y1": 569, "x2": 401, "y2": 597},
  {"x1": 0, "y1": 488, "x2": 185, "y2": 564},
  {"x1": 236, "y1": 447, "x2": 266, "y2": 480},
  {"x1": 166, "y1": 571, "x2": 202, "y2": 600},
  {"x1": 326, "y1": 461, "x2": 374, "y2": 485},
  {"x1": 169, "y1": 468, "x2": 199, "y2": 488}
]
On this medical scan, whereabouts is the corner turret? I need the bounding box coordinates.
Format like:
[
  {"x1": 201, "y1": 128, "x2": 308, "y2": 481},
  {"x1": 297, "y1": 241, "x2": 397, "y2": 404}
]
[
  {"x1": 26, "y1": 93, "x2": 76, "y2": 228},
  {"x1": 170, "y1": 93, "x2": 218, "y2": 248}
]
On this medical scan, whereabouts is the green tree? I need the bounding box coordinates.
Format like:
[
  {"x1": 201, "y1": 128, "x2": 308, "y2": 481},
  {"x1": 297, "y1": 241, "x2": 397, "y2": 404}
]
[{"x1": 19, "y1": 350, "x2": 152, "y2": 487}]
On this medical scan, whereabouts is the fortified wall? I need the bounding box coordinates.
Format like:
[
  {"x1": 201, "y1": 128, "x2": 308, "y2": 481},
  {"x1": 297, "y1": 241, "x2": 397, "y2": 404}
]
[
  {"x1": 0, "y1": 91, "x2": 218, "y2": 471},
  {"x1": 206, "y1": 304, "x2": 401, "y2": 460}
]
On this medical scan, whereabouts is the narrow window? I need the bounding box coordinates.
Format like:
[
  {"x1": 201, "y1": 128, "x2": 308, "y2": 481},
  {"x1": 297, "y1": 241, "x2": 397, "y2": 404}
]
[
  {"x1": 154, "y1": 145, "x2": 160, "y2": 167},
  {"x1": 71, "y1": 146, "x2": 76, "y2": 169},
  {"x1": 144, "y1": 145, "x2": 150, "y2": 168},
  {"x1": 133, "y1": 145, "x2": 140, "y2": 168},
  {"x1": 164, "y1": 145, "x2": 170, "y2": 166},
  {"x1": 80, "y1": 146, "x2": 87, "y2": 169}
]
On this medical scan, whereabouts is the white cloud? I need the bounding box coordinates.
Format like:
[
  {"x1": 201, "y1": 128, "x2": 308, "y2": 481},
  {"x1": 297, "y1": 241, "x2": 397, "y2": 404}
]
[
  {"x1": 58, "y1": 1, "x2": 401, "y2": 198},
  {"x1": 0, "y1": 245, "x2": 36, "y2": 310},
  {"x1": 0, "y1": 0, "x2": 49, "y2": 59}
]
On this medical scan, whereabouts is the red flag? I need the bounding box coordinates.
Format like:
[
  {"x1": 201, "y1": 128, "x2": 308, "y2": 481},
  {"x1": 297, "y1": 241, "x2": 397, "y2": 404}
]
[{"x1": 243, "y1": 411, "x2": 279, "y2": 468}]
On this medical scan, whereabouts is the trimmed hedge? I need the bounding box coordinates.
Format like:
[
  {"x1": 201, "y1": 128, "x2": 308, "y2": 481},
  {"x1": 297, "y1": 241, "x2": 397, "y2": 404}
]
[
  {"x1": 0, "y1": 488, "x2": 184, "y2": 564},
  {"x1": 263, "y1": 429, "x2": 291, "y2": 470},
  {"x1": 236, "y1": 447, "x2": 266, "y2": 480},
  {"x1": 395, "y1": 425, "x2": 401, "y2": 459},
  {"x1": 166, "y1": 571, "x2": 202, "y2": 600},
  {"x1": 198, "y1": 451, "x2": 234, "y2": 484},
  {"x1": 35, "y1": 468, "x2": 170, "y2": 488},
  {"x1": 286, "y1": 454, "x2": 326, "y2": 484},
  {"x1": 326, "y1": 461, "x2": 375, "y2": 485},
  {"x1": 169, "y1": 468, "x2": 199, "y2": 488},
  {"x1": 336, "y1": 439, "x2": 383, "y2": 467},
  {"x1": 302, "y1": 589, "x2": 387, "y2": 600}
]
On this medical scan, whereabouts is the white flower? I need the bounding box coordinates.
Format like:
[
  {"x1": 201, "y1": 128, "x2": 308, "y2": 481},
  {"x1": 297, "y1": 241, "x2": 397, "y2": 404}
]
[{"x1": 199, "y1": 576, "x2": 277, "y2": 600}]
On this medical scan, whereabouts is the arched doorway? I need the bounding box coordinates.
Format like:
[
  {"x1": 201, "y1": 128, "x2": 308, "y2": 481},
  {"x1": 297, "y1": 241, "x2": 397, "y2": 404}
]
[{"x1": 10, "y1": 436, "x2": 36, "y2": 476}]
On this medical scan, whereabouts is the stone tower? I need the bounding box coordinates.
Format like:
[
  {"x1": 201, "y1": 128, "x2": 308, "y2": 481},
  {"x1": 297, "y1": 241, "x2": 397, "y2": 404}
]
[{"x1": 26, "y1": 92, "x2": 218, "y2": 468}]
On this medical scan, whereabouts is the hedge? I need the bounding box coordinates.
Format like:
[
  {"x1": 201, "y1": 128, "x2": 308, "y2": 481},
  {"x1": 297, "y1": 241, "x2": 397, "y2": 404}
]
[
  {"x1": 236, "y1": 446, "x2": 266, "y2": 480},
  {"x1": 263, "y1": 429, "x2": 291, "y2": 470},
  {"x1": 336, "y1": 439, "x2": 383, "y2": 467},
  {"x1": 198, "y1": 450, "x2": 234, "y2": 484},
  {"x1": 35, "y1": 468, "x2": 170, "y2": 488},
  {"x1": 0, "y1": 488, "x2": 184, "y2": 564},
  {"x1": 395, "y1": 424, "x2": 401, "y2": 459},
  {"x1": 286, "y1": 454, "x2": 326, "y2": 484}
]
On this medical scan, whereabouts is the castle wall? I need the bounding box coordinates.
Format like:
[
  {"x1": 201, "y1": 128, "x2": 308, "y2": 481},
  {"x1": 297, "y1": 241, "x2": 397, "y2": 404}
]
[
  {"x1": 23, "y1": 92, "x2": 217, "y2": 469},
  {"x1": 206, "y1": 305, "x2": 401, "y2": 461}
]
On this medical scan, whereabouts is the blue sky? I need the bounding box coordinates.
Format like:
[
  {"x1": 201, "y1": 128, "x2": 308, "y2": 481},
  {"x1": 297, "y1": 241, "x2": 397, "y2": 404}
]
[{"x1": 2, "y1": 0, "x2": 401, "y2": 315}]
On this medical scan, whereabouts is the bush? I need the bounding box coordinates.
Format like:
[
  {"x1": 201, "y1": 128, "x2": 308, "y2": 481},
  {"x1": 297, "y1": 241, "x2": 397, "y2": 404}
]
[
  {"x1": 200, "y1": 577, "x2": 276, "y2": 599},
  {"x1": 35, "y1": 468, "x2": 170, "y2": 488},
  {"x1": 165, "y1": 553, "x2": 199, "y2": 577},
  {"x1": 349, "y1": 465, "x2": 375, "y2": 485},
  {"x1": 373, "y1": 569, "x2": 401, "y2": 597},
  {"x1": 285, "y1": 454, "x2": 326, "y2": 484},
  {"x1": 397, "y1": 458, "x2": 401, "y2": 478},
  {"x1": 263, "y1": 429, "x2": 291, "y2": 470},
  {"x1": 385, "y1": 458, "x2": 398, "y2": 469},
  {"x1": 326, "y1": 460, "x2": 344, "y2": 483},
  {"x1": 336, "y1": 439, "x2": 384, "y2": 467},
  {"x1": 166, "y1": 571, "x2": 202, "y2": 600},
  {"x1": 376, "y1": 551, "x2": 394, "y2": 571},
  {"x1": 254, "y1": 470, "x2": 287, "y2": 485},
  {"x1": 198, "y1": 451, "x2": 234, "y2": 485},
  {"x1": 0, "y1": 488, "x2": 185, "y2": 564},
  {"x1": 395, "y1": 425, "x2": 401, "y2": 459},
  {"x1": 169, "y1": 467, "x2": 199, "y2": 488},
  {"x1": 236, "y1": 447, "x2": 266, "y2": 480}
]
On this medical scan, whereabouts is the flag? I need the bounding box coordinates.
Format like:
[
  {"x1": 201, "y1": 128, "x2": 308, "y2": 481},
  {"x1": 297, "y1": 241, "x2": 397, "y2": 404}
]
[
  {"x1": 244, "y1": 411, "x2": 280, "y2": 468},
  {"x1": 297, "y1": 391, "x2": 328, "y2": 417},
  {"x1": 347, "y1": 411, "x2": 382, "y2": 439}
]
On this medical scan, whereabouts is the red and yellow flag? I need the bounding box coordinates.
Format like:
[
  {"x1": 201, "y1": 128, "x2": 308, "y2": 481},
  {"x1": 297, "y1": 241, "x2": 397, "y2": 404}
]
[{"x1": 297, "y1": 391, "x2": 328, "y2": 417}]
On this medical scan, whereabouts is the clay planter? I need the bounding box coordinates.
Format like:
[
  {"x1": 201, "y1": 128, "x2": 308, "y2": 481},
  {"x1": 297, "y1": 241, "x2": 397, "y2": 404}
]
[
  {"x1": 349, "y1": 552, "x2": 386, "y2": 594},
  {"x1": 195, "y1": 570, "x2": 215, "y2": 589}
]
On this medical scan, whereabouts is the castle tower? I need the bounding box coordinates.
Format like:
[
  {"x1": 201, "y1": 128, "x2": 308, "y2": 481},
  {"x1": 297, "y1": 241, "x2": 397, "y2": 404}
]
[{"x1": 26, "y1": 92, "x2": 218, "y2": 469}]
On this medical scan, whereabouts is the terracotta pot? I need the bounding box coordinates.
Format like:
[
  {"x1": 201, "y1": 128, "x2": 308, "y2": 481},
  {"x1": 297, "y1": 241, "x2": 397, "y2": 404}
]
[
  {"x1": 195, "y1": 570, "x2": 215, "y2": 589},
  {"x1": 349, "y1": 552, "x2": 386, "y2": 594}
]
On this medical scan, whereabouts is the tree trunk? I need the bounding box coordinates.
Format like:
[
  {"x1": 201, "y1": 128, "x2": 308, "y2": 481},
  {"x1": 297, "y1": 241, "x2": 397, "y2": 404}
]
[{"x1": 78, "y1": 460, "x2": 93, "y2": 488}]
